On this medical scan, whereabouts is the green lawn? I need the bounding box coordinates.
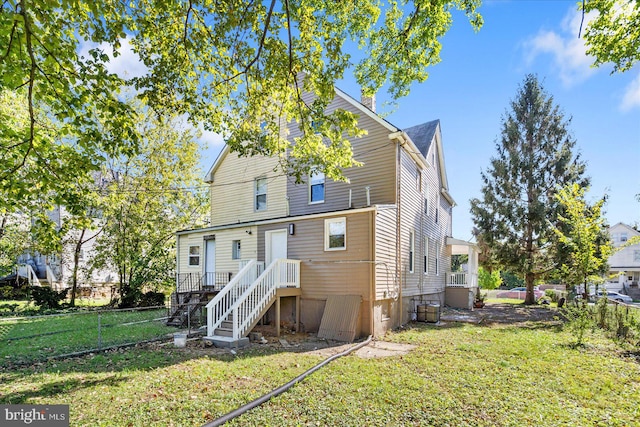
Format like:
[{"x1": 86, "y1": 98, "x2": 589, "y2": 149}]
[
  {"x1": 1, "y1": 315, "x2": 638, "y2": 426},
  {"x1": 0, "y1": 308, "x2": 178, "y2": 365}
]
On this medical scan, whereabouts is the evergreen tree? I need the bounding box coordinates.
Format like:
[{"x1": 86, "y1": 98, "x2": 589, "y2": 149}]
[{"x1": 470, "y1": 74, "x2": 588, "y2": 305}]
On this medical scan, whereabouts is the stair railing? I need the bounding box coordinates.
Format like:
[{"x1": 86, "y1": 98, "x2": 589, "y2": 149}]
[
  {"x1": 206, "y1": 260, "x2": 263, "y2": 336},
  {"x1": 231, "y1": 259, "x2": 300, "y2": 339},
  {"x1": 17, "y1": 264, "x2": 39, "y2": 287}
]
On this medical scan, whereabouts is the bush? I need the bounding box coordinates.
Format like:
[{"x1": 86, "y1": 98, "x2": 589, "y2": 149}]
[
  {"x1": 31, "y1": 286, "x2": 68, "y2": 310},
  {"x1": 139, "y1": 291, "x2": 166, "y2": 307},
  {"x1": 479, "y1": 267, "x2": 502, "y2": 290}
]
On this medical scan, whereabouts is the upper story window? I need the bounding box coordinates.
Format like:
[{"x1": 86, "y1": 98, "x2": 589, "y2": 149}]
[
  {"x1": 620, "y1": 233, "x2": 628, "y2": 242},
  {"x1": 409, "y1": 231, "x2": 415, "y2": 273},
  {"x1": 423, "y1": 238, "x2": 429, "y2": 274},
  {"x1": 416, "y1": 169, "x2": 422, "y2": 192},
  {"x1": 325, "y1": 217, "x2": 346, "y2": 251},
  {"x1": 634, "y1": 250, "x2": 640, "y2": 262},
  {"x1": 232, "y1": 240, "x2": 241, "y2": 259},
  {"x1": 435, "y1": 194, "x2": 440, "y2": 224},
  {"x1": 189, "y1": 245, "x2": 200, "y2": 266},
  {"x1": 255, "y1": 177, "x2": 267, "y2": 211},
  {"x1": 309, "y1": 170, "x2": 325, "y2": 204}
]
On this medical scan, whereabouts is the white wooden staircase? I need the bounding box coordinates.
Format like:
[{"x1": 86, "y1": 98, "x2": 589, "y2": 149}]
[{"x1": 204, "y1": 259, "x2": 301, "y2": 348}]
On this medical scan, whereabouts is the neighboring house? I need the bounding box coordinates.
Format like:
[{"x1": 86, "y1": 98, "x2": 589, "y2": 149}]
[
  {"x1": 606, "y1": 222, "x2": 640, "y2": 294},
  {"x1": 175, "y1": 87, "x2": 478, "y2": 345},
  {"x1": 12, "y1": 205, "x2": 117, "y2": 291}
]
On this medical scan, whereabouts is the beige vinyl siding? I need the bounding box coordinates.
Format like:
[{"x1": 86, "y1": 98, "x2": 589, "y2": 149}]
[
  {"x1": 177, "y1": 231, "x2": 209, "y2": 275},
  {"x1": 397, "y1": 142, "x2": 452, "y2": 299},
  {"x1": 177, "y1": 226, "x2": 258, "y2": 278},
  {"x1": 258, "y1": 211, "x2": 373, "y2": 335},
  {"x1": 213, "y1": 227, "x2": 258, "y2": 274},
  {"x1": 209, "y1": 151, "x2": 287, "y2": 226},
  {"x1": 287, "y1": 94, "x2": 397, "y2": 216},
  {"x1": 374, "y1": 205, "x2": 399, "y2": 301}
]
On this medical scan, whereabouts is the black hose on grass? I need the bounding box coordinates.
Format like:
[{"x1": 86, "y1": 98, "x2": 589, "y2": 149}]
[{"x1": 202, "y1": 335, "x2": 373, "y2": 427}]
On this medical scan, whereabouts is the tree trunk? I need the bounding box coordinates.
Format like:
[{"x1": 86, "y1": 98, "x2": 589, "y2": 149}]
[
  {"x1": 70, "y1": 229, "x2": 86, "y2": 307},
  {"x1": 524, "y1": 272, "x2": 536, "y2": 305}
]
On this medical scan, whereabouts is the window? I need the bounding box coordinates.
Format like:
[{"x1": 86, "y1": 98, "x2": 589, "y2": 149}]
[
  {"x1": 620, "y1": 233, "x2": 628, "y2": 242},
  {"x1": 634, "y1": 250, "x2": 640, "y2": 262},
  {"x1": 409, "y1": 231, "x2": 415, "y2": 273},
  {"x1": 189, "y1": 246, "x2": 200, "y2": 266},
  {"x1": 435, "y1": 194, "x2": 440, "y2": 223},
  {"x1": 423, "y1": 238, "x2": 429, "y2": 274},
  {"x1": 309, "y1": 170, "x2": 325, "y2": 203},
  {"x1": 416, "y1": 169, "x2": 422, "y2": 192},
  {"x1": 424, "y1": 182, "x2": 429, "y2": 214},
  {"x1": 232, "y1": 240, "x2": 241, "y2": 260},
  {"x1": 435, "y1": 242, "x2": 440, "y2": 275},
  {"x1": 325, "y1": 217, "x2": 346, "y2": 251},
  {"x1": 255, "y1": 177, "x2": 267, "y2": 211}
]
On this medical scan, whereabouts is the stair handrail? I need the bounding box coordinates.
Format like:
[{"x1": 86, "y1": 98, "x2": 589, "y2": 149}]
[
  {"x1": 232, "y1": 259, "x2": 300, "y2": 339},
  {"x1": 206, "y1": 259, "x2": 261, "y2": 336},
  {"x1": 17, "y1": 264, "x2": 39, "y2": 287}
]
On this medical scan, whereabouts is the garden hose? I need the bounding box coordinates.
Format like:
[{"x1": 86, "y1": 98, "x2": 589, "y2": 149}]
[{"x1": 202, "y1": 335, "x2": 373, "y2": 427}]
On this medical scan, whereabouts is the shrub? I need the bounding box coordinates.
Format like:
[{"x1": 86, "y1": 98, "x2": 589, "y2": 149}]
[
  {"x1": 563, "y1": 301, "x2": 593, "y2": 346},
  {"x1": 139, "y1": 291, "x2": 166, "y2": 307},
  {"x1": 31, "y1": 286, "x2": 69, "y2": 310},
  {"x1": 479, "y1": 267, "x2": 502, "y2": 290}
]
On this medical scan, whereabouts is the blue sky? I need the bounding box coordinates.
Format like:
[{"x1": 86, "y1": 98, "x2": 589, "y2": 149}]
[
  {"x1": 103, "y1": 1, "x2": 639, "y2": 240},
  {"x1": 336, "y1": 0, "x2": 640, "y2": 240}
]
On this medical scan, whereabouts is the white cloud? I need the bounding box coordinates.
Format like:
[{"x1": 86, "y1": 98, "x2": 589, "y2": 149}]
[
  {"x1": 620, "y1": 73, "x2": 640, "y2": 112},
  {"x1": 79, "y1": 36, "x2": 148, "y2": 80},
  {"x1": 523, "y1": 7, "x2": 598, "y2": 87}
]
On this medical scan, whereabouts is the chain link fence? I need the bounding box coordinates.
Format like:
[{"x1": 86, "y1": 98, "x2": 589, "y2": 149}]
[{"x1": 0, "y1": 306, "x2": 180, "y2": 367}]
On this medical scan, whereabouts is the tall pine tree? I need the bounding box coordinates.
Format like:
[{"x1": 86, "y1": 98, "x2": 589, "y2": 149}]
[{"x1": 470, "y1": 75, "x2": 588, "y2": 305}]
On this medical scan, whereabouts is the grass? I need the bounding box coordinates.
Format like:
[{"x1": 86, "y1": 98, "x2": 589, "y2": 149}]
[
  {"x1": 1, "y1": 314, "x2": 639, "y2": 426},
  {"x1": 0, "y1": 307, "x2": 178, "y2": 365}
]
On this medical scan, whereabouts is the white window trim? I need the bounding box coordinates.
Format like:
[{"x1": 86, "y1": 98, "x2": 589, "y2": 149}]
[
  {"x1": 423, "y1": 238, "x2": 429, "y2": 275},
  {"x1": 189, "y1": 245, "x2": 200, "y2": 266},
  {"x1": 232, "y1": 240, "x2": 241, "y2": 260},
  {"x1": 435, "y1": 241, "x2": 440, "y2": 276},
  {"x1": 409, "y1": 231, "x2": 415, "y2": 273},
  {"x1": 309, "y1": 169, "x2": 325, "y2": 204},
  {"x1": 324, "y1": 217, "x2": 346, "y2": 251},
  {"x1": 255, "y1": 177, "x2": 267, "y2": 211}
]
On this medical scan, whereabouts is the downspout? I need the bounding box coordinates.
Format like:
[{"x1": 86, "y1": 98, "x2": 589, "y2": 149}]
[
  {"x1": 369, "y1": 210, "x2": 375, "y2": 337},
  {"x1": 393, "y1": 135, "x2": 404, "y2": 328}
]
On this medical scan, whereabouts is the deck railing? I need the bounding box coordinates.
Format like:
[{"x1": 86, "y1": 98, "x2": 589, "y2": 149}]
[
  {"x1": 447, "y1": 272, "x2": 477, "y2": 288},
  {"x1": 176, "y1": 272, "x2": 233, "y2": 293}
]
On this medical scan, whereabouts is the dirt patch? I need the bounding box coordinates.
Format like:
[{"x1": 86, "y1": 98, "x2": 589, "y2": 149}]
[{"x1": 441, "y1": 303, "x2": 562, "y2": 326}]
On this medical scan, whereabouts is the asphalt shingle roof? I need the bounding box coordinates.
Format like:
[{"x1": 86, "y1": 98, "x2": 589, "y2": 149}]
[{"x1": 403, "y1": 119, "x2": 439, "y2": 158}]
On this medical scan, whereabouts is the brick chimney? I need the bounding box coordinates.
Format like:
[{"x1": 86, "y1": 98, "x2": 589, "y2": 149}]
[{"x1": 361, "y1": 88, "x2": 376, "y2": 113}]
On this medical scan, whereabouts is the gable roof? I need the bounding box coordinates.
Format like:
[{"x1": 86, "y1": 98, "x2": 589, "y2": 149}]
[
  {"x1": 404, "y1": 120, "x2": 439, "y2": 157},
  {"x1": 609, "y1": 222, "x2": 640, "y2": 236}
]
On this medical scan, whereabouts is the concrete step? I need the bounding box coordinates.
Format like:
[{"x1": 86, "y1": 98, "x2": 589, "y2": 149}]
[{"x1": 203, "y1": 335, "x2": 250, "y2": 349}]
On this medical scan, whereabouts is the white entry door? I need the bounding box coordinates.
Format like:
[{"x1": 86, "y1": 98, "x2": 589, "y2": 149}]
[
  {"x1": 266, "y1": 229, "x2": 287, "y2": 266},
  {"x1": 204, "y1": 239, "x2": 216, "y2": 286}
]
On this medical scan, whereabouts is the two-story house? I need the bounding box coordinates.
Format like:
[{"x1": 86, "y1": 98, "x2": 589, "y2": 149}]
[
  {"x1": 605, "y1": 222, "x2": 640, "y2": 297},
  {"x1": 174, "y1": 87, "x2": 478, "y2": 346}
]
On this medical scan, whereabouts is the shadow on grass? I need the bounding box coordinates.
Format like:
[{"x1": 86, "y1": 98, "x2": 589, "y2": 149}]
[{"x1": 0, "y1": 375, "x2": 127, "y2": 404}]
